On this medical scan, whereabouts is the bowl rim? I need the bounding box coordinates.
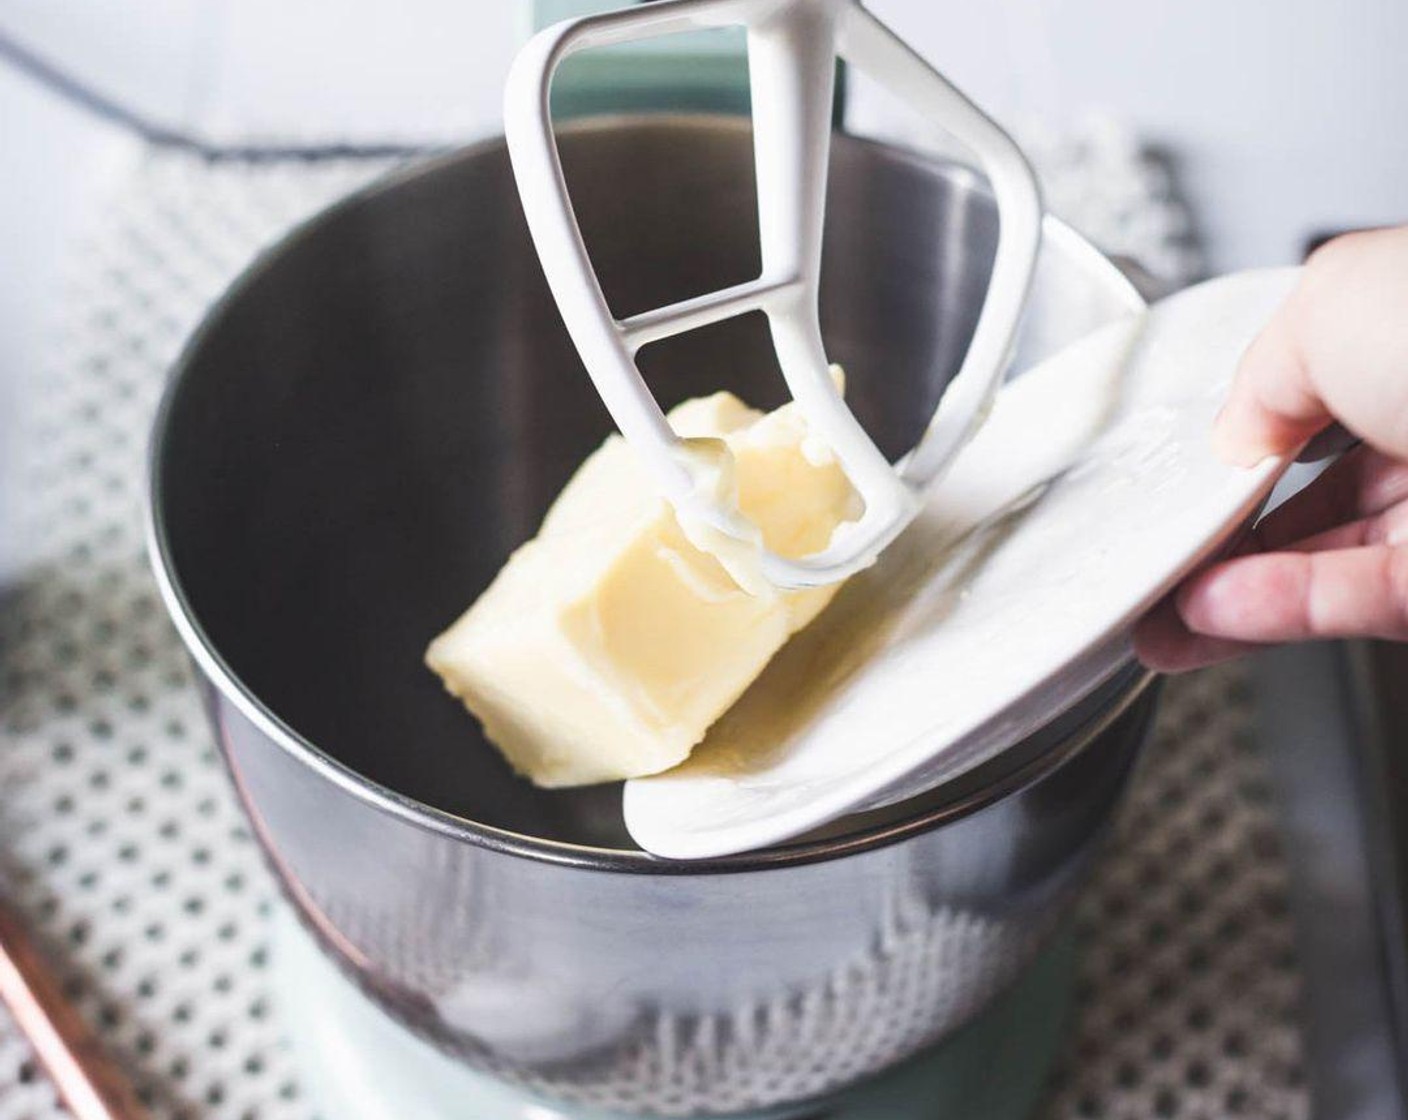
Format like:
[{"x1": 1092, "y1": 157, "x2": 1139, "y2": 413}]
[{"x1": 145, "y1": 112, "x2": 1150, "y2": 875}]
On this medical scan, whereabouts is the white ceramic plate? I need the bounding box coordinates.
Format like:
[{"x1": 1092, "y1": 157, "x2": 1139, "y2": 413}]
[{"x1": 624, "y1": 268, "x2": 1301, "y2": 859}]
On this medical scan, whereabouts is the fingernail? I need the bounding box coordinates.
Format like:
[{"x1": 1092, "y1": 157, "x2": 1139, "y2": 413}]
[{"x1": 1210, "y1": 418, "x2": 1270, "y2": 469}]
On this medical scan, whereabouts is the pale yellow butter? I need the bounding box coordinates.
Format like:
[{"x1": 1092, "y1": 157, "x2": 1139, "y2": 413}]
[{"x1": 425, "y1": 389, "x2": 860, "y2": 787}]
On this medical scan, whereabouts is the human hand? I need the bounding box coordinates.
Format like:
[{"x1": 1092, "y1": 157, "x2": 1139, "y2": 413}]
[{"x1": 1135, "y1": 225, "x2": 1408, "y2": 672}]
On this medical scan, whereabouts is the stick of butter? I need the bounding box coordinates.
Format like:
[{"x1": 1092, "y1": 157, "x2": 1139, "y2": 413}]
[{"x1": 425, "y1": 387, "x2": 861, "y2": 787}]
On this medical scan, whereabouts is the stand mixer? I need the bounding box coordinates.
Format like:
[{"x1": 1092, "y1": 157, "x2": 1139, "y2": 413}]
[{"x1": 142, "y1": 1, "x2": 1274, "y2": 1116}]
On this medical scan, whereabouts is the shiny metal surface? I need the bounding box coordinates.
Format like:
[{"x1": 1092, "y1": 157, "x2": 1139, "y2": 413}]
[{"x1": 148, "y1": 116, "x2": 1154, "y2": 1114}]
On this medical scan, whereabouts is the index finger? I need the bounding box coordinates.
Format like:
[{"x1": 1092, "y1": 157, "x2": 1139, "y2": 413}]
[{"x1": 1177, "y1": 543, "x2": 1408, "y2": 643}]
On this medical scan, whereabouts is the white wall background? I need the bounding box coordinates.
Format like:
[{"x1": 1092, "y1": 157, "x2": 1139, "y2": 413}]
[
  {"x1": 4, "y1": 0, "x2": 1403, "y2": 273},
  {"x1": 866, "y1": 0, "x2": 1408, "y2": 271}
]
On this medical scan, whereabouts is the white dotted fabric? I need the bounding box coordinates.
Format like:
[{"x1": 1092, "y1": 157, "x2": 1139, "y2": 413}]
[
  {"x1": 3, "y1": 155, "x2": 391, "y2": 1120},
  {"x1": 0, "y1": 123, "x2": 1302, "y2": 1120},
  {"x1": 1041, "y1": 672, "x2": 1307, "y2": 1120}
]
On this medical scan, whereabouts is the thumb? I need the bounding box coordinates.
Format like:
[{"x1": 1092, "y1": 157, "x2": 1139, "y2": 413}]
[
  {"x1": 1212, "y1": 304, "x2": 1326, "y2": 466},
  {"x1": 1213, "y1": 226, "x2": 1408, "y2": 467}
]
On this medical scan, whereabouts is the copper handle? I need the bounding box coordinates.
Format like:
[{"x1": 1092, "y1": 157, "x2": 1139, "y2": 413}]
[{"x1": 0, "y1": 900, "x2": 149, "y2": 1120}]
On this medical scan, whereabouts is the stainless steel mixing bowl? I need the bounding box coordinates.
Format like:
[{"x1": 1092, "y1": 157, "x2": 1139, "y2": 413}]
[{"x1": 147, "y1": 115, "x2": 1156, "y2": 1116}]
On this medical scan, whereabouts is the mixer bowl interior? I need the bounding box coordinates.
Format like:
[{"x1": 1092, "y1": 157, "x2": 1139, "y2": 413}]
[{"x1": 153, "y1": 116, "x2": 1136, "y2": 851}]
